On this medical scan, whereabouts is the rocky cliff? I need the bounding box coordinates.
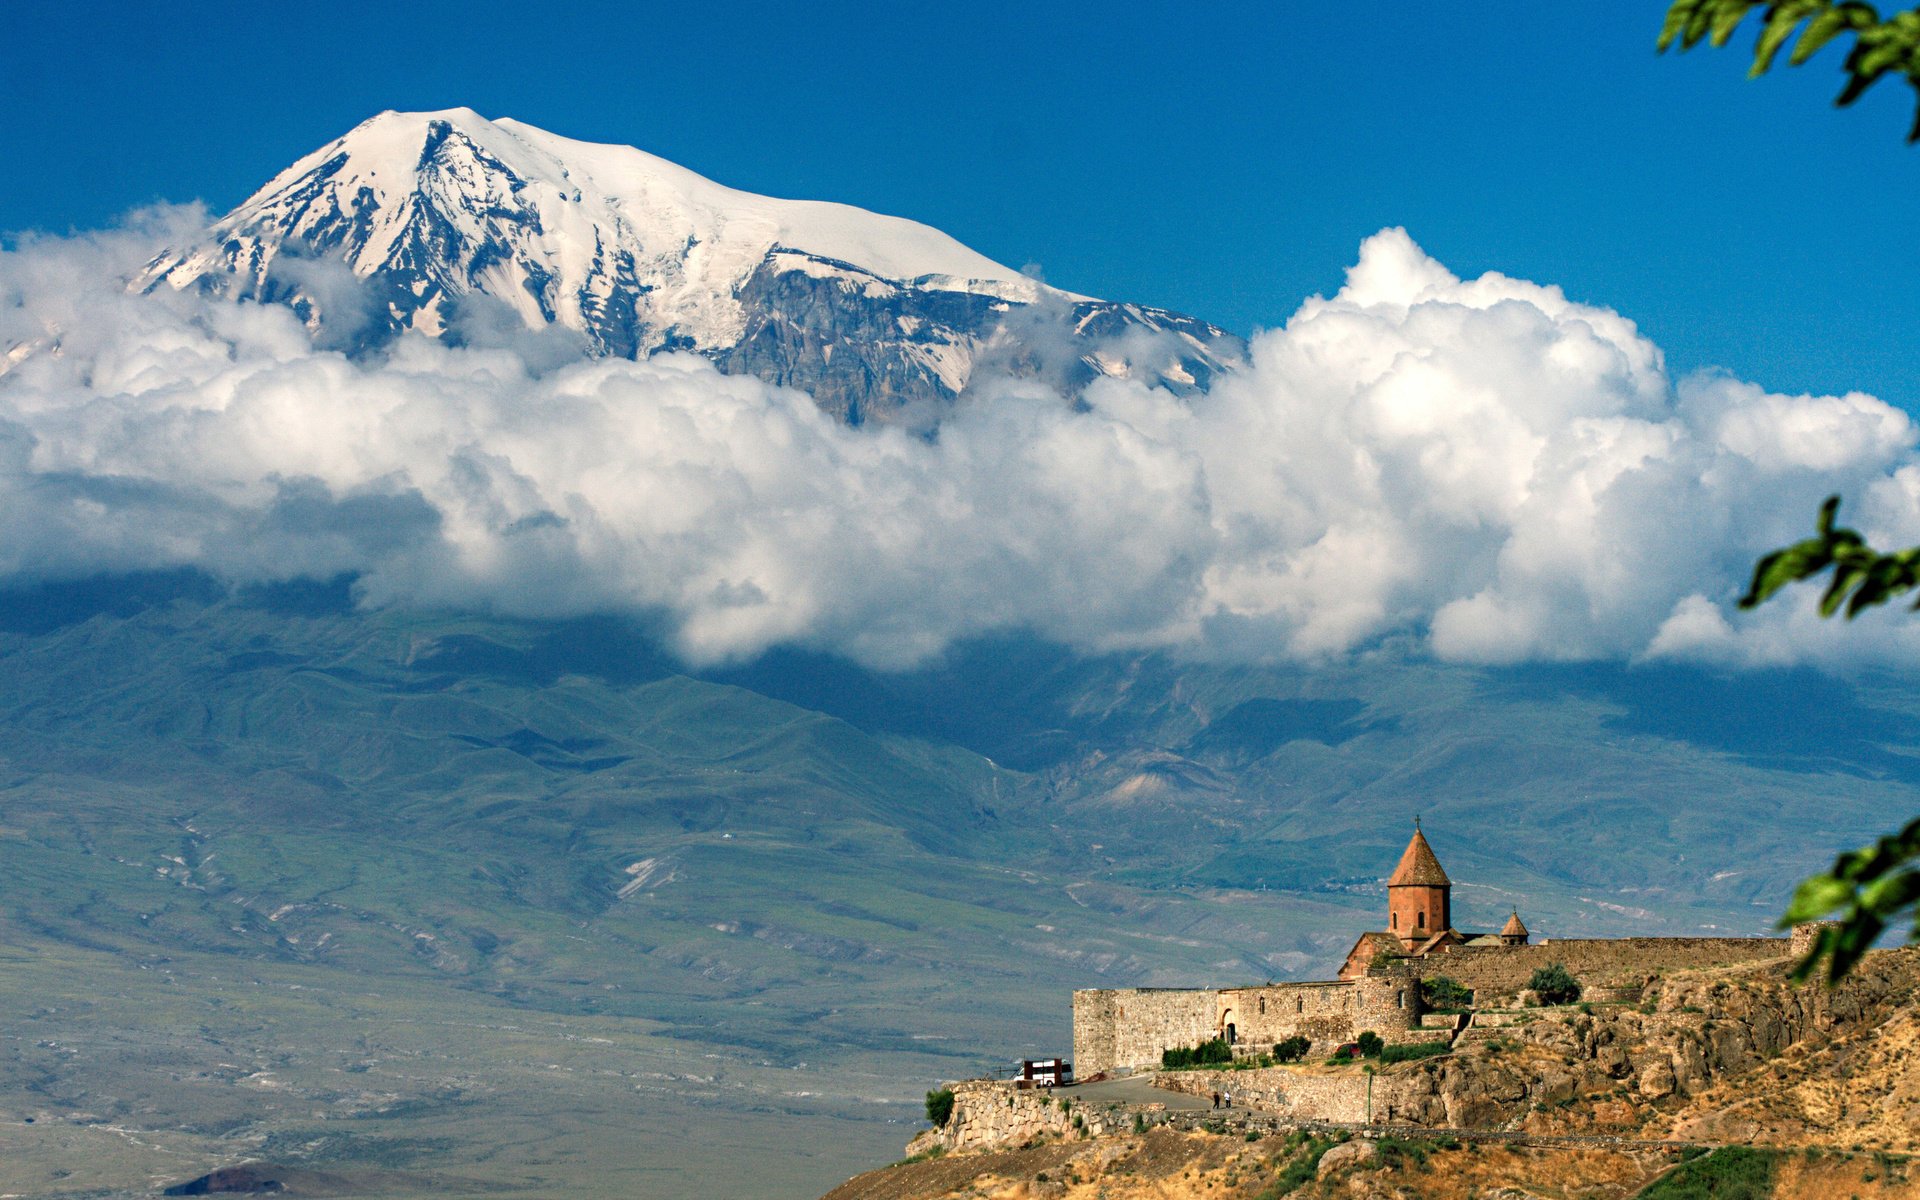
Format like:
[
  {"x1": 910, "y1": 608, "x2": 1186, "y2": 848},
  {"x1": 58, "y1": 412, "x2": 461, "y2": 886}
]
[{"x1": 828, "y1": 948, "x2": 1920, "y2": 1200}]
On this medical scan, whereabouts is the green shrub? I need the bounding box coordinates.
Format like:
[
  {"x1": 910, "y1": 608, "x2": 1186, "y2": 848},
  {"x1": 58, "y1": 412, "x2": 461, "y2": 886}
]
[
  {"x1": 1527, "y1": 962, "x2": 1583, "y2": 1006},
  {"x1": 1378, "y1": 1040, "x2": 1451, "y2": 1064},
  {"x1": 1161, "y1": 1037, "x2": 1234, "y2": 1069},
  {"x1": 1272, "y1": 1035, "x2": 1311, "y2": 1063},
  {"x1": 1375, "y1": 1135, "x2": 1435, "y2": 1167},
  {"x1": 1421, "y1": 975, "x2": 1473, "y2": 1010},
  {"x1": 1356, "y1": 1030, "x2": 1385, "y2": 1058},
  {"x1": 1255, "y1": 1135, "x2": 1338, "y2": 1198},
  {"x1": 924, "y1": 1087, "x2": 955, "y2": 1127},
  {"x1": 1636, "y1": 1146, "x2": 1775, "y2": 1198}
]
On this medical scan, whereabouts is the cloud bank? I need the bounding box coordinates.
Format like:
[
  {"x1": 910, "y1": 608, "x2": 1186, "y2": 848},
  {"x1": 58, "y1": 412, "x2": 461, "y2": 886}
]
[{"x1": 3, "y1": 211, "x2": 1918, "y2": 670}]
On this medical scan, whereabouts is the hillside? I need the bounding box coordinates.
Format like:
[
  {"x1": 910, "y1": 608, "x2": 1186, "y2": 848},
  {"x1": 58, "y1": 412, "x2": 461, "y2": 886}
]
[
  {"x1": 825, "y1": 949, "x2": 1920, "y2": 1200},
  {"x1": 4, "y1": 576, "x2": 1920, "y2": 1196}
]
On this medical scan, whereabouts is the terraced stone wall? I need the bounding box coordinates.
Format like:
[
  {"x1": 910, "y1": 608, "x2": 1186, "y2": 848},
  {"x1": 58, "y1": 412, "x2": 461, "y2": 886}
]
[{"x1": 1155, "y1": 1067, "x2": 1369, "y2": 1122}]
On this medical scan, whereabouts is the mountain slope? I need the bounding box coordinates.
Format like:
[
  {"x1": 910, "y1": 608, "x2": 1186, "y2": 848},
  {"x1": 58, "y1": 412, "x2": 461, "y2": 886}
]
[
  {"x1": 142, "y1": 109, "x2": 1241, "y2": 420},
  {"x1": 3, "y1": 577, "x2": 1919, "y2": 1195}
]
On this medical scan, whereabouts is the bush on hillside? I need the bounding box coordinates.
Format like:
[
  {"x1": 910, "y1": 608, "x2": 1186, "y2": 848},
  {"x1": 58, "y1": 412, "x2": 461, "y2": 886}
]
[
  {"x1": 925, "y1": 1087, "x2": 955, "y2": 1127},
  {"x1": 1355, "y1": 1030, "x2": 1385, "y2": 1058},
  {"x1": 1527, "y1": 963, "x2": 1582, "y2": 1006},
  {"x1": 1636, "y1": 1146, "x2": 1774, "y2": 1199}
]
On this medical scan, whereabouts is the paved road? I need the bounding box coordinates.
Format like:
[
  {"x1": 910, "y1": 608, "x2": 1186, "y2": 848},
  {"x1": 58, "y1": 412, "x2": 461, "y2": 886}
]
[{"x1": 1061, "y1": 1073, "x2": 1215, "y2": 1111}]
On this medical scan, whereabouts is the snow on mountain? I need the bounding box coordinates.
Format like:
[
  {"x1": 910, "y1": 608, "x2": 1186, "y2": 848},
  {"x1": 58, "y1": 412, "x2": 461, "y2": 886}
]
[{"x1": 143, "y1": 109, "x2": 1241, "y2": 420}]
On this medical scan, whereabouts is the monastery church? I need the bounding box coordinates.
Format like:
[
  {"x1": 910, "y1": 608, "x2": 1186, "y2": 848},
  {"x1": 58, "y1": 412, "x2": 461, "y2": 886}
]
[
  {"x1": 1336, "y1": 821, "x2": 1528, "y2": 982},
  {"x1": 1072, "y1": 824, "x2": 1792, "y2": 1077}
]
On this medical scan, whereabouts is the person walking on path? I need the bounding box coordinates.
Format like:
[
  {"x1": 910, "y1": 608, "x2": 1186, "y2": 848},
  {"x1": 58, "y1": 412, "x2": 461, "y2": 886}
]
[
  {"x1": 1224, "y1": 1090, "x2": 1232, "y2": 1108},
  {"x1": 1211, "y1": 1091, "x2": 1219, "y2": 1109}
]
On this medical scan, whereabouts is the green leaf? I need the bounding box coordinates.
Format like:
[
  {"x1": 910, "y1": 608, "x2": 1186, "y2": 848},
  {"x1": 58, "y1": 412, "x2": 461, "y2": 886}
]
[
  {"x1": 1660, "y1": 0, "x2": 1705, "y2": 50},
  {"x1": 1793, "y1": 7, "x2": 1857, "y2": 64},
  {"x1": 1859, "y1": 869, "x2": 1920, "y2": 916},
  {"x1": 1739, "y1": 539, "x2": 1834, "y2": 608},
  {"x1": 1712, "y1": 0, "x2": 1760, "y2": 44},
  {"x1": 1820, "y1": 562, "x2": 1865, "y2": 615},
  {"x1": 1782, "y1": 874, "x2": 1853, "y2": 922},
  {"x1": 1756, "y1": 8, "x2": 1812, "y2": 72},
  {"x1": 1826, "y1": 914, "x2": 1884, "y2": 980},
  {"x1": 1816, "y1": 494, "x2": 1842, "y2": 536}
]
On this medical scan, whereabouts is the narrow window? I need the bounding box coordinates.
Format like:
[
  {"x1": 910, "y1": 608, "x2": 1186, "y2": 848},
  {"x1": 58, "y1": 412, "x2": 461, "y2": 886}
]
[
  {"x1": 1295, "y1": 997, "x2": 1303, "y2": 1013},
  {"x1": 1418, "y1": 910, "x2": 1426, "y2": 928},
  {"x1": 1397, "y1": 990, "x2": 1405, "y2": 1009},
  {"x1": 1391, "y1": 912, "x2": 1398, "y2": 929},
  {"x1": 1258, "y1": 997, "x2": 1266, "y2": 1014}
]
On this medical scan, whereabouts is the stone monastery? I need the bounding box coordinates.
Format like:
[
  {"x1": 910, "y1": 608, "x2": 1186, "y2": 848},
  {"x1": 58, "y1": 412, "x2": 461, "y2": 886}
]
[{"x1": 1072, "y1": 824, "x2": 1791, "y2": 1077}]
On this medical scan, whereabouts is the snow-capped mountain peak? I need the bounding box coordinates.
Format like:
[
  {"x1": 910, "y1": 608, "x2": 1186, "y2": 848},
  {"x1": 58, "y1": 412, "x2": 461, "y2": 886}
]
[{"x1": 145, "y1": 110, "x2": 1238, "y2": 421}]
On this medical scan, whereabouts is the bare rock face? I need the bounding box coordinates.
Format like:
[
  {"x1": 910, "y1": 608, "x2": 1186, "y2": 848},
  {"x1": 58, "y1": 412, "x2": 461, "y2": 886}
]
[
  {"x1": 1371, "y1": 948, "x2": 1920, "y2": 1133},
  {"x1": 917, "y1": 1080, "x2": 1127, "y2": 1154},
  {"x1": 1315, "y1": 1138, "x2": 1379, "y2": 1178},
  {"x1": 1636, "y1": 1058, "x2": 1676, "y2": 1100}
]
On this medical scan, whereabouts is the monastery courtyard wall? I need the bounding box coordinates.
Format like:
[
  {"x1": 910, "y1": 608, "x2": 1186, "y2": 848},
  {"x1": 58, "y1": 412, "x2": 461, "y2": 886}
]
[{"x1": 1422, "y1": 936, "x2": 1787, "y2": 1004}]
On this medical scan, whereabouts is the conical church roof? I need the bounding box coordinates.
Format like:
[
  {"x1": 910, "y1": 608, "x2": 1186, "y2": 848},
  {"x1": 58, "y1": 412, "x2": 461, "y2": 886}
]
[
  {"x1": 1387, "y1": 826, "x2": 1451, "y2": 887},
  {"x1": 1501, "y1": 910, "x2": 1528, "y2": 937}
]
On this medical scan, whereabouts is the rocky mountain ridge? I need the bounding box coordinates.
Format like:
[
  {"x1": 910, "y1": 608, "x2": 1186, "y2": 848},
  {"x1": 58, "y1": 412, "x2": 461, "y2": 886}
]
[{"x1": 141, "y1": 109, "x2": 1242, "y2": 421}]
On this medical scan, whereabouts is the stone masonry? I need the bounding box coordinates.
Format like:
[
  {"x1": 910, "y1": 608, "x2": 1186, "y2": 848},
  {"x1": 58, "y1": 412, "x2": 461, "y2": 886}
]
[{"x1": 1074, "y1": 968, "x2": 1421, "y2": 1077}]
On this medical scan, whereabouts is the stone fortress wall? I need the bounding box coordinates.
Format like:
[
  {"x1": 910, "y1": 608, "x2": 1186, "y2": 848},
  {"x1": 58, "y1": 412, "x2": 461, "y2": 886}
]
[
  {"x1": 1073, "y1": 969, "x2": 1421, "y2": 1077},
  {"x1": 1421, "y1": 936, "x2": 1787, "y2": 1006},
  {"x1": 1070, "y1": 827, "x2": 1797, "y2": 1078},
  {"x1": 1073, "y1": 937, "x2": 1791, "y2": 1076}
]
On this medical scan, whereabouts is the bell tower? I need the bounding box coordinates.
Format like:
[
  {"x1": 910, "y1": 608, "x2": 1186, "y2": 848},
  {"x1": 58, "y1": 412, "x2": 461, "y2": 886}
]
[{"x1": 1387, "y1": 820, "x2": 1451, "y2": 950}]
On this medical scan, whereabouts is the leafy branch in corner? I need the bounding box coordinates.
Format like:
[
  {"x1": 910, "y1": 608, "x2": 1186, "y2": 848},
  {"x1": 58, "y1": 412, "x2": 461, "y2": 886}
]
[
  {"x1": 1679, "y1": 1, "x2": 1920, "y2": 982},
  {"x1": 1782, "y1": 816, "x2": 1920, "y2": 981},
  {"x1": 1660, "y1": 1, "x2": 1920, "y2": 141},
  {"x1": 1739, "y1": 497, "x2": 1920, "y2": 981},
  {"x1": 1739, "y1": 496, "x2": 1920, "y2": 618}
]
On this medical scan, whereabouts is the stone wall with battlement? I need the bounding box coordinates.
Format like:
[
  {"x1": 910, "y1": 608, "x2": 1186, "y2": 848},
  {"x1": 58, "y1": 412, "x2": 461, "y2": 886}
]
[
  {"x1": 1073, "y1": 968, "x2": 1421, "y2": 1077},
  {"x1": 1413, "y1": 937, "x2": 1789, "y2": 1005},
  {"x1": 1074, "y1": 937, "x2": 1791, "y2": 1076}
]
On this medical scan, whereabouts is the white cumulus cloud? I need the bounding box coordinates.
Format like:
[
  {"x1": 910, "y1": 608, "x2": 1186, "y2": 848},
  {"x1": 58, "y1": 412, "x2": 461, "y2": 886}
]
[{"x1": 2, "y1": 213, "x2": 1915, "y2": 669}]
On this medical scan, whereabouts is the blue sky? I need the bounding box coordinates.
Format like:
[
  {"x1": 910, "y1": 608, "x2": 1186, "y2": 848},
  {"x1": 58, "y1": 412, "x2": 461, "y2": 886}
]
[{"x1": 3, "y1": 0, "x2": 1915, "y2": 409}]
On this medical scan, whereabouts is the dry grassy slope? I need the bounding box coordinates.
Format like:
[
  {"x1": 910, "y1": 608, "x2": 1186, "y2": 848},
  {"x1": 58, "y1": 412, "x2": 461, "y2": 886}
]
[
  {"x1": 821, "y1": 1129, "x2": 1669, "y2": 1200},
  {"x1": 825, "y1": 1130, "x2": 1920, "y2": 1200},
  {"x1": 1670, "y1": 997, "x2": 1920, "y2": 1150}
]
